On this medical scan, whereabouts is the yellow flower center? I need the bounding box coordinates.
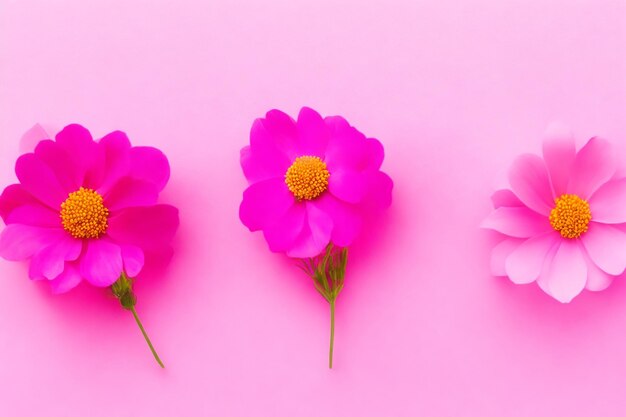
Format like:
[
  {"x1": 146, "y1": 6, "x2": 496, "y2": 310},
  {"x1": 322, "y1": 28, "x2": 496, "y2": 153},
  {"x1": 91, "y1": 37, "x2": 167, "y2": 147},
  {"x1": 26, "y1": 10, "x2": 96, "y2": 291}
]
[
  {"x1": 549, "y1": 194, "x2": 591, "y2": 239},
  {"x1": 60, "y1": 187, "x2": 109, "y2": 239},
  {"x1": 285, "y1": 156, "x2": 330, "y2": 201}
]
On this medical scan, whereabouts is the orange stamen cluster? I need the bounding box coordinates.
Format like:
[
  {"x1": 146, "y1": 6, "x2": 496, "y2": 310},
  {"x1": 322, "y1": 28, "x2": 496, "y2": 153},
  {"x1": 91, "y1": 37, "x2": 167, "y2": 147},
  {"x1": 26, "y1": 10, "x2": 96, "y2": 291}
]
[
  {"x1": 60, "y1": 187, "x2": 109, "y2": 239},
  {"x1": 549, "y1": 194, "x2": 591, "y2": 239},
  {"x1": 285, "y1": 156, "x2": 330, "y2": 201}
]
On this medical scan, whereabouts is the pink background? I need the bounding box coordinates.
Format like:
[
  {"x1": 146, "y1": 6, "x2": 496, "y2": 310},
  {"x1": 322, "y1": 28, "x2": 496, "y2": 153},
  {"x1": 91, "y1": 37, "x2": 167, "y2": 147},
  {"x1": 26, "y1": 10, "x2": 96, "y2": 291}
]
[{"x1": 1, "y1": 0, "x2": 626, "y2": 416}]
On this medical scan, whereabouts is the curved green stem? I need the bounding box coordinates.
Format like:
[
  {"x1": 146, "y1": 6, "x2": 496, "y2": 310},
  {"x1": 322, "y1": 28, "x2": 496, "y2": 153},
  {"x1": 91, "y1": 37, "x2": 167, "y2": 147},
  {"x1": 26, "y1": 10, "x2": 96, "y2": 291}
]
[
  {"x1": 130, "y1": 306, "x2": 165, "y2": 368},
  {"x1": 329, "y1": 298, "x2": 336, "y2": 369}
]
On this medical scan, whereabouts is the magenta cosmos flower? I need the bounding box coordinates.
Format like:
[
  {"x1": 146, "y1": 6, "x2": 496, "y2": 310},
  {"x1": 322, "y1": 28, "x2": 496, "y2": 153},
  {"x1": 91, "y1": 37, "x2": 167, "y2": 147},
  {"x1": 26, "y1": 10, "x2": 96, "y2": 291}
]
[
  {"x1": 0, "y1": 124, "x2": 179, "y2": 366},
  {"x1": 240, "y1": 107, "x2": 392, "y2": 367},
  {"x1": 483, "y1": 124, "x2": 626, "y2": 303}
]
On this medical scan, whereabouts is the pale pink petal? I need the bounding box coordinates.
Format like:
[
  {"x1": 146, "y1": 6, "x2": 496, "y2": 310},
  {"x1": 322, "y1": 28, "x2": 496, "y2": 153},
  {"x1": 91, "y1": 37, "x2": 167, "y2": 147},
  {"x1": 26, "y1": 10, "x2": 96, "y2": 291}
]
[
  {"x1": 19, "y1": 123, "x2": 53, "y2": 154},
  {"x1": 542, "y1": 123, "x2": 576, "y2": 197},
  {"x1": 107, "y1": 205, "x2": 179, "y2": 252},
  {"x1": 543, "y1": 240, "x2": 587, "y2": 303},
  {"x1": 104, "y1": 177, "x2": 159, "y2": 212},
  {"x1": 314, "y1": 193, "x2": 362, "y2": 247},
  {"x1": 588, "y1": 178, "x2": 626, "y2": 224},
  {"x1": 29, "y1": 236, "x2": 83, "y2": 280},
  {"x1": 328, "y1": 170, "x2": 367, "y2": 204},
  {"x1": 239, "y1": 178, "x2": 295, "y2": 231},
  {"x1": 491, "y1": 189, "x2": 523, "y2": 208},
  {"x1": 55, "y1": 124, "x2": 105, "y2": 189},
  {"x1": 490, "y1": 238, "x2": 523, "y2": 276},
  {"x1": 263, "y1": 203, "x2": 306, "y2": 253},
  {"x1": 508, "y1": 154, "x2": 554, "y2": 215},
  {"x1": 128, "y1": 147, "x2": 170, "y2": 191},
  {"x1": 481, "y1": 207, "x2": 551, "y2": 238},
  {"x1": 0, "y1": 225, "x2": 66, "y2": 261},
  {"x1": 536, "y1": 244, "x2": 558, "y2": 297},
  {"x1": 49, "y1": 262, "x2": 82, "y2": 294},
  {"x1": 296, "y1": 107, "x2": 328, "y2": 157},
  {"x1": 120, "y1": 244, "x2": 144, "y2": 277},
  {"x1": 581, "y1": 222, "x2": 626, "y2": 275},
  {"x1": 568, "y1": 137, "x2": 616, "y2": 199},
  {"x1": 582, "y1": 250, "x2": 615, "y2": 292},
  {"x1": 505, "y1": 232, "x2": 558, "y2": 284},
  {"x1": 79, "y1": 239, "x2": 123, "y2": 287},
  {"x1": 15, "y1": 153, "x2": 67, "y2": 209},
  {"x1": 97, "y1": 131, "x2": 132, "y2": 194},
  {"x1": 287, "y1": 203, "x2": 333, "y2": 258}
]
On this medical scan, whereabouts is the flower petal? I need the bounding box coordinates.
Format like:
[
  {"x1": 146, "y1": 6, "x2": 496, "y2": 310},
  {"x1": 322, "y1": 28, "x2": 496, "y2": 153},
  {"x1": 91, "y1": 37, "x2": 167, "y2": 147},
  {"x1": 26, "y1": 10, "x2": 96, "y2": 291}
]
[
  {"x1": 240, "y1": 178, "x2": 294, "y2": 231},
  {"x1": 324, "y1": 116, "x2": 371, "y2": 172},
  {"x1": 296, "y1": 107, "x2": 328, "y2": 157},
  {"x1": 15, "y1": 153, "x2": 67, "y2": 209},
  {"x1": 568, "y1": 137, "x2": 616, "y2": 199},
  {"x1": 34, "y1": 140, "x2": 81, "y2": 192},
  {"x1": 588, "y1": 178, "x2": 626, "y2": 224},
  {"x1": 79, "y1": 239, "x2": 123, "y2": 287},
  {"x1": 261, "y1": 109, "x2": 299, "y2": 160},
  {"x1": 542, "y1": 123, "x2": 576, "y2": 197},
  {"x1": 0, "y1": 225, "x2": 66, "y2": 261},
  {"x1": 262, "y1": 203, "x2": 306, "y2": 253},
  {"x1": 314, "y1": 193, "x2": 362, "y2": 247},
  {"x1": 107, "y1": 205, "x2": 179, "y2": 252},
  {"x1": 505, "y1": 233, "x2": 558, "y2": 284},
  {"x1": 29, "y1": 236, "x2": 82, "y2": 280},
  {"x1": 360, "y1": 171, "x2": 393, "y2": 211},
  {"x1": 543, "y1": 240, "x2": 587, "y2": 303},
  {"x1": 490, "y1": 238, "x2": 523, "y2": 276},
  {"x1": 583, "y1": 250, "x2": 614, "y2": 292},
  {"x1": 328, "y1": 170, "x2": 367, "y2": 204},
  {"x1": 286, "y1": 203, "x2": 333, "y2": 258},
  {"x1": 128, "y1": 147, "x2": 170, "y2": 191},
  {"x1": 0, "y1": 184, "x2": 60, "y2": 227},
  {"x1": 508, "y1": 154, "x2": 554, "y2": 215},
  {"x1": 55, "y1": 124, "x2": 105, "y2": 189},
  {"x1": 481, "y1": 207, "x2": 551, "y2": 238},
  {"x1": 120, "y1": 244, "x2": 144, "y2": 277},
  {"x1": 97, "y1": 131, "x2": 132, "y2": 194},
  {"x1": 491, "y1": 189, "x2": 523, "y2": 208},
  {"x1": 104, "y1": 177, "x2": 159, "y2": 212},
  {"x1": 49, "y1": 262, "x2": 82, "y2": 294},
  {"x1": 581, "y1": 222, "x2": 626, "y2": 275},
  {"x1": 244, "y1": 120, "x2": 293, "y2": 183}
]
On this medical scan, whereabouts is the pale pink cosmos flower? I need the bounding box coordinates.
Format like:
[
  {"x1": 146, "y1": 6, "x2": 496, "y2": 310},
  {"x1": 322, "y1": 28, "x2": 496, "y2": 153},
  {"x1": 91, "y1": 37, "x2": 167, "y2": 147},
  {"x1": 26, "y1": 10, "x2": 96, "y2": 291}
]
[
  {"x1": 0, "y1": 124, "x2": 179, "y2": 366},
  {"x1": 483, "y1": 124, "x2": 626, "y2": 303}
]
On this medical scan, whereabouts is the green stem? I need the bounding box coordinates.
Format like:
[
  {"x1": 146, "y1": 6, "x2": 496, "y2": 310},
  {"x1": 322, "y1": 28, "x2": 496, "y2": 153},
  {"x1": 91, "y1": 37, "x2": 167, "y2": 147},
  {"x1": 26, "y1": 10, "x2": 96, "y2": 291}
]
[
  {"x1": 130, "y1": 306, "x2": 165, "y2": 368},
  {"x1": 329, "y1": 298, "x2": 336, "y2": 369}
]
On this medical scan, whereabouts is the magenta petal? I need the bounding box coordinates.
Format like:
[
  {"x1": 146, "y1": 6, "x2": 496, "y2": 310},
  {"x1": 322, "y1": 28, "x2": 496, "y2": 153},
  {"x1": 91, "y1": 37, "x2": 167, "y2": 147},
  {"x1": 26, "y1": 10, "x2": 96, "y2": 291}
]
[
  {"x1": 79, "y1": 239, "x2": 123, "y2": 287},
  {"x1": 245, "y1": 120, "x2": 292, "y2": 182},
  {"x1": 505, "y1": 233, "x2": 558, "y2": 284},
  {"x1": 296, "y1": 107, "x2": 329, "y2": 157},
  {"x1": 107, "y1": 205, "x2": 179, "y2": 252},
  {"x1": 104, "y1": 177, "x2": 159, "y2": 212},
  {"x1": 360, "y1": 171, "x2": 393, "y2": 211},
  {"x1": 324, "y1": 117, "x2": 370, "y2": 172},
  {"x1": 491, "y1": 189, "x2": 523, "y2": 208},
  {"x1": 581, "y1": 222, "x2": 626, "y2": 275},
  {"x1": 128, "y1": 147, "x2": 170, "y2": 191},
  {"x1": 314, "y1": 193, "x2": 362, "y2": 247},
  {"x1": 263, "y1": 203, "x2": 306, "y2": 253},
  {"x1": 490, "y1": 238, "x2": 523, "y2": 276},
  {"x1": 588, "y1": 179, "x2": 626, "y2": 224},
  {"x1": 364, "y1": 138, "x2": 385, "y2": 171},
  {"x1": 583, "y1": 251, "x2": 614, "y2": 292},
  {"x1": 542, "y1": 123, "x2": 576, "y2": 197},
  {"x1": 287, "y1": 203, "x2": 333, "y2": 258},
  {"x1": 120, "y1": 244, "x2": 144, "y2": 277},
  {"x1": 15, "y1": 153, "x2": 67, "y2": 209},
  {"x1": 55, "y1": 124, "x2": 105, "y2": 189},
  {"x1": 241, "y1": 146, "x2": 279, "y2": 183},
  {"x1": 0, "y1": 184, "x2": 38, "y2": 222},
  {"x1": 481, "y1": 207, "x2": 551, "y2": 238},
  {"x1": 508, "y1": 154, "x2": 554, "y2": 215},
  {"x1": 240, "y1": 178, "x2": 294, "y2": 231},
  {"x1": 34, "y1": 140, "x2": 81, "y2": 192},
  {"x1": 29, "y1": 236, "x2": 82, "y2": 280},
  {"x1": 543, "y1": 240, "x2": 587, "y2": 303},
  {"x1": 97, "y1": 131, "x2": 132, "y2": 194},
  {"x1": 0, "y1": 225, "x2": 65, "y2": 261},
  {"x1": 6, "y1": 204, "x2": 60, "y2": 227},
  {"x1": 261, "y1": 109, "x2": 299, "y2": 160},
  {"x1": 328, "y1": 170, "x2": 367, "y2": 204},
  {"x1": 568, "y1": 137, "x2": 616, "y2": 199},
  {"x1": 50, "y1": 262, "x2": 82, "y2": 294}
]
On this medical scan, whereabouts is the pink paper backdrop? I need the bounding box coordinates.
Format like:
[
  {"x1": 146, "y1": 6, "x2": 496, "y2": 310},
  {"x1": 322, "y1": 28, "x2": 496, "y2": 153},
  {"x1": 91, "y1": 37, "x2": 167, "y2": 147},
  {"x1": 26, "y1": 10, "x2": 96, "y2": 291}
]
[{"x1": 1, "y1": 1, "x2": 626, "y2": 416}]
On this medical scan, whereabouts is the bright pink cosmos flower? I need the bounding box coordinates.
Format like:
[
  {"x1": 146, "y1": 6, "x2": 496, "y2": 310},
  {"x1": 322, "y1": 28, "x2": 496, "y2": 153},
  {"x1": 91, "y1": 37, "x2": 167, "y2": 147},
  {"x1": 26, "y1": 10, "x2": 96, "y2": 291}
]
[
  {"x1": 0, "y1": 124, "x2": 179, "y2": 366},
  {"x1": 239, "y1": 107, "x2": 393, "y2": 368},
  {"x1": 483, "y1": 124, "x2": 626, "y2": 303}
]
